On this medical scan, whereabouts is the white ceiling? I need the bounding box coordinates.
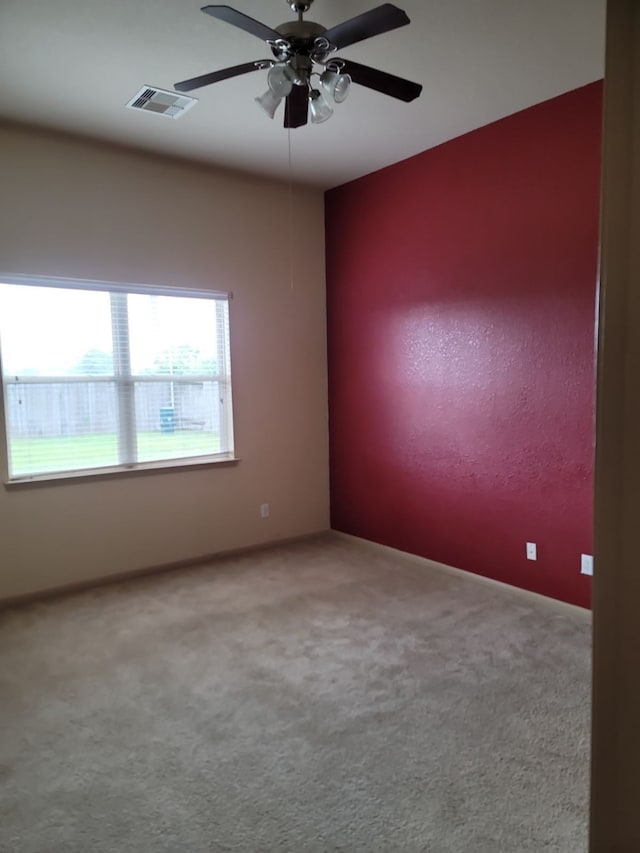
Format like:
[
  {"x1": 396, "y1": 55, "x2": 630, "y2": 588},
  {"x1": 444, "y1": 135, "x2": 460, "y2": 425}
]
[{"x1": 0, "y1": 0, "x2": 605, "y2": 189}]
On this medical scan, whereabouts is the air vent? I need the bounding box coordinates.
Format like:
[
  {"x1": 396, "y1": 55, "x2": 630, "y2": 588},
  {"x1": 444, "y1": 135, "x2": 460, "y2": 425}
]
[{"x1": 125, "y1": 86, "x2": 197, "y2": 119}]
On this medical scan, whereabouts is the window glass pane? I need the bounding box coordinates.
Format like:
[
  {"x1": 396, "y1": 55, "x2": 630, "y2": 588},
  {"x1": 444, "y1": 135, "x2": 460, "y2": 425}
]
[
  {"x1": 0, "y1": 280, "x2": 232, "y2": 479},
  {"x1": 0, "y1": 285, "x2": 113, "y2": 376},
  {"x1": 5, "y1": 380, "x2": 118, "y2": 476},
  {"x1": 133, "y1": 380, "x2": 221, "y2": 462},
  {"x1": 128, "y1": 294, "x2": 218, "y2": 377}
]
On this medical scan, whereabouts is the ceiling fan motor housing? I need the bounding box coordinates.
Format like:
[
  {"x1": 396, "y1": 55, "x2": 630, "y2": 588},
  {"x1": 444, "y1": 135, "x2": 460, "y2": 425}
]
[
  {"x1": 275, "y1": 20, "x2": 326, "y2": 40},
  {"x1": 272, "y1": 19, "x2": 331, "y2": 67}
]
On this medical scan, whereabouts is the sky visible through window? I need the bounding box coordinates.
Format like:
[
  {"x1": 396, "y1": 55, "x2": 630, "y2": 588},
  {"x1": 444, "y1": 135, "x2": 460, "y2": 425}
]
[{"x1": 0, "y1": 283, "x2": 218, "y2": 376}]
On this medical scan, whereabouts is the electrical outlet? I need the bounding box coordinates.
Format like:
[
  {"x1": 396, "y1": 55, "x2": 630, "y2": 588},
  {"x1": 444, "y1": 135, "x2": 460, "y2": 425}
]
[
  {"x1": 581, "y1": 554, "x2": 593, "y2": 576},
  {"x1": 260, "y1": 503, "x2": 270, "y2": 519},
  {"x1": 526, "y1": 542, "x2": 537, "y2": 561}
]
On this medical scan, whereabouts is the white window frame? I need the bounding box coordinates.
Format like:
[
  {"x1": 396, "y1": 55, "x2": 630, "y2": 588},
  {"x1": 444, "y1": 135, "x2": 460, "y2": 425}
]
[{"x1": 0, "y1": 274, "x2": 236, "y2": 483}]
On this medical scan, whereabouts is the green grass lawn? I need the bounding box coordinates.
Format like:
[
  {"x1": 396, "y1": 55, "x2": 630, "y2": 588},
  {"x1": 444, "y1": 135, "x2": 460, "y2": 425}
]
[{"x1": 10, "y1": 431, "x2": 221, "y2": 476}]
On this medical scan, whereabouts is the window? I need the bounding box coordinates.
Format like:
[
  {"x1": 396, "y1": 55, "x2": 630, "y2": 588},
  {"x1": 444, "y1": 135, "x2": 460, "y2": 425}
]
[{"x1": 0, "y1": 276, "x2": 234, "y2": 481}]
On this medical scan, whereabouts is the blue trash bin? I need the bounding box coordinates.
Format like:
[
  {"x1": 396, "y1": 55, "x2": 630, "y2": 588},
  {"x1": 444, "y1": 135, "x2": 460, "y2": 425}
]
[{"x1": 159, "y1": 406, "x2": 175, "y2": 433}]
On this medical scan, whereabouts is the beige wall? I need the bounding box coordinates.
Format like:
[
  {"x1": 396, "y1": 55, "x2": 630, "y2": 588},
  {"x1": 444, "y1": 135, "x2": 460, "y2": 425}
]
[
  {"x1": 591, "y1": 0, "x2": 640, "y2": 848},
  {"x1": 0, "y1": 124, "x2": 330, "y2": 600}
]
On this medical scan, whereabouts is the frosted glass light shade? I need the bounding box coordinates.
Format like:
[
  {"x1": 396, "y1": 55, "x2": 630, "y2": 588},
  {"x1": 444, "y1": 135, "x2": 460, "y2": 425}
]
[
  {"x1": 309, "y1": 89, "x2": 333, "y2": 124},
  {"x1": 255, "y1": 89, "x2": 282, "y2": 119},
  {"x1": 320, "y1": 70, "x2": 351, "y2": 103},
  {"x1": 268, "y1": 64, "x2": 295, "y2": 98}
]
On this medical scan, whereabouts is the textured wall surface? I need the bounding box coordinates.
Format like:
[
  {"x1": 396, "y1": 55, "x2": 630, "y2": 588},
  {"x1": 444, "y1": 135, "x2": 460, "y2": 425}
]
[
  {"x1": 0, "y1": 125, "x2": 329, "y2": 600},
  {"x1": 326, "y1": 83, "x2": 602, "y2": 608}
]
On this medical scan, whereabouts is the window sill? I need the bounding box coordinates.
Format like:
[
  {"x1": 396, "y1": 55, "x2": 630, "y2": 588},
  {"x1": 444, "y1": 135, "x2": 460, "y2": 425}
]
[{"x1": 4, "y1": 454, "x2": 240, "y2": 488}]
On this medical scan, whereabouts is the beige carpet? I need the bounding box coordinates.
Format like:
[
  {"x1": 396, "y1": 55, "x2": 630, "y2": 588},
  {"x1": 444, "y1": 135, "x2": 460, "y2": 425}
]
[{"x1": 0, "y1": 534, "x2": 591, "y2": 852}]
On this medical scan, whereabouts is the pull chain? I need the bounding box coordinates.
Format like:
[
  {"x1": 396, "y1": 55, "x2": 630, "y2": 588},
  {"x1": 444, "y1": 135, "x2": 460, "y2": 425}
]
[{"x1": 288, "y1": 125, "x2": 294, "y2": 291}]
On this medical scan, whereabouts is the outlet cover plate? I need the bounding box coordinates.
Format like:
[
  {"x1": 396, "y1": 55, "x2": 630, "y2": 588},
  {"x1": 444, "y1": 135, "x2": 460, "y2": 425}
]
[
  {"x1": 581, "y1": 554, "x2": 594, "y2": 576},
  {"x1": 526, "y1": 542, "x2": 537, "y2": 561}
]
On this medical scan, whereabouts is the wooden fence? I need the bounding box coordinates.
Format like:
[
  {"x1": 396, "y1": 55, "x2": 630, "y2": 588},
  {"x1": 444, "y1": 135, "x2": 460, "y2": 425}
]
[{"x1": 5, "y1": 380, "x2": 219, "y2": 437}]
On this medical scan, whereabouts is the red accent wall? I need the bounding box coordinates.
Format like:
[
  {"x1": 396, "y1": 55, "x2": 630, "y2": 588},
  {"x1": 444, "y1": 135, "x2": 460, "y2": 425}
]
[{"x1": 325, "y1": 82, "x2": 602, "y2": 609}]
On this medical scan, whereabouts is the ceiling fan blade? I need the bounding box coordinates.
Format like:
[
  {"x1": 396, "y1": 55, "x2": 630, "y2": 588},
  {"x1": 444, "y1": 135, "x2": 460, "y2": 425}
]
[
  {"x1": 284, "y1": 85, "x2": 309, "y2": 128},
  {"x1": 174, "y1": 61, "x2": 267, "y2": 92},
  {"x1": 323, "y1": 4, "x2": 409, "y2": 50},
  {"x1": 339, "y1": 59, "x2": 422, "y2": 102},
  {"x1": 201, "y1": 5, "x2": 282, "y2": 42}
]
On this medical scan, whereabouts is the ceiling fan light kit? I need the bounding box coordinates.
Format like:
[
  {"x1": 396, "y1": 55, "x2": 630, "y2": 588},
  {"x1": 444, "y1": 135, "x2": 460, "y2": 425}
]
[{"x1": 174, "y1": 1, "x2": 422, "y2": 128}]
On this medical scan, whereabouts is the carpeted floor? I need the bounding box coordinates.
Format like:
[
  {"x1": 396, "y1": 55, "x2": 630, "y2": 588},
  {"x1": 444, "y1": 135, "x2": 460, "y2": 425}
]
[{"x1": 0, "y1": 534, "x2": 591, "y2": 852}]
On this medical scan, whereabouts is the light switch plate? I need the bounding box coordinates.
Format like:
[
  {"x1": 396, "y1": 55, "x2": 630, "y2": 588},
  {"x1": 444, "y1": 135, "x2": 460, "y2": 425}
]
[{"x1": 526, "y1": 542, "x2": 537, "y2": 561}]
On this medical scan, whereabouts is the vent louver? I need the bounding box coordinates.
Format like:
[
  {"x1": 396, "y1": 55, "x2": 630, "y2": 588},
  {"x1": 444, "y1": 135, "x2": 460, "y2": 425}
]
[{"x1": 125, "y1": 86, "x2": 197, "y2": 119}]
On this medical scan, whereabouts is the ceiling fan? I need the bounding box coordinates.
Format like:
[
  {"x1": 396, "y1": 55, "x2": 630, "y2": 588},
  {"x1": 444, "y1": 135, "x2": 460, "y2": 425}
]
[{"x1": 174, "y1": 1, "x2": 422, "y2": 127}]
